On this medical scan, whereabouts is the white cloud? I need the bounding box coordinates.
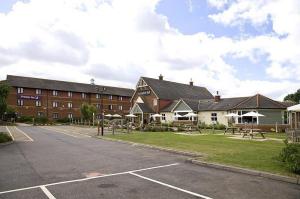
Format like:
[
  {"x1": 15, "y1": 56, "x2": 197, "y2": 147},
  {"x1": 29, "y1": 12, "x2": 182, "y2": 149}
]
[
  {"x1": 207, "y1": 0, "x2": 228, "y2": 10},
  {"x1": 0, "y1": 0, "x2": 299, "y2": 100}
]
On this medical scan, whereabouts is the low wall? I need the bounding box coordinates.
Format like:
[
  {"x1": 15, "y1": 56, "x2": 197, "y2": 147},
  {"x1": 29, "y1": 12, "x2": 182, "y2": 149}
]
[{"x1": 235, "y1": 124, "x2": 290, "y2": 132}]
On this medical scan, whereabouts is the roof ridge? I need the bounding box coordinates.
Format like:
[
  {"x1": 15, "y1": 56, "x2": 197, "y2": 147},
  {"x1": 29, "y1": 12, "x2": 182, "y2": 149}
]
[
  {"x1": 7, "y1": 75, "x2": 134, "y2": 91},
  {"x1": 141, "y1": 76, "x2": 206, "y2": 89}
]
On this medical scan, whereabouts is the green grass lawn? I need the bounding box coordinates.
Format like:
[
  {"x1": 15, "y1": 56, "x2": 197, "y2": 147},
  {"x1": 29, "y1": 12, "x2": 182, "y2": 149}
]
[{"x1": 107, "y1": 131, "x2": 294, "y2": 177}]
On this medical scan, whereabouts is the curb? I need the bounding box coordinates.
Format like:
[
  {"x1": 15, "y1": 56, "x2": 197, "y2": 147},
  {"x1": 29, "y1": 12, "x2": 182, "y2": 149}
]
[
  {"x1": 0, "y1": 141, "x2": 14, "y2": 146},
  {"x1": 98, "y1": 137, "x2": 203, "y2": 157},
  {"x1": 98, "y1": 137, "x2": 300, "y2": 185},
  {"x1": 187, "y1": 159, "x2": 300, "y2": 185}
]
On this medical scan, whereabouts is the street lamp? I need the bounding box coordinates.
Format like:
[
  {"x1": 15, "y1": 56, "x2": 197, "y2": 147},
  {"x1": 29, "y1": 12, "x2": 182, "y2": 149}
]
[{"x1": 96, "y1": 86, "x2": 106, "y2": 136}]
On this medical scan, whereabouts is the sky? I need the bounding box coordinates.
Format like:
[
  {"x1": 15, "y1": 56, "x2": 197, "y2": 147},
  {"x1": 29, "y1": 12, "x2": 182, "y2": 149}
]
[{"x1": 0, "y1": 0, "x2": 299, "y2": 100}]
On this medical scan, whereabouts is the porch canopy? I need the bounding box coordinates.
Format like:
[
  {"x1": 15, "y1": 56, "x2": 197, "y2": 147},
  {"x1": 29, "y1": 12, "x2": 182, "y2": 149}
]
[{"x1": 287, "y1": 104, "x2": 300, "y2": 112}]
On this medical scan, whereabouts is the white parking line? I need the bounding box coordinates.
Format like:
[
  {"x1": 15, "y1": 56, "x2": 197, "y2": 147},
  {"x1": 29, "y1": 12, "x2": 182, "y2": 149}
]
[
  {"x1": 14, "y1": 127, "x2": 34, "y2": 142},
  {"x1": 39, "y1": 126, "x2": 79, "y2": 138},
  {"x1": 42, "y1": 126, "x2": 91, "y2": 138},
  {"x1": 40, "y1": 186, "x2": 56, "y2": 199},
  {"x1": 0, "y1": 163, "x2": 179, "y2": 195},
  {"x1": 5, "y1": 126, "x2": 14, "y2": 141},
  {"x1": 130, "y1": 173, "x2": 213, "y2": 199}
]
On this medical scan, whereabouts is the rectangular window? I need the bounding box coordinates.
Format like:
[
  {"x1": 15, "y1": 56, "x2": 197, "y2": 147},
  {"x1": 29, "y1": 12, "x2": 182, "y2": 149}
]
[
  {"x1": 67, "y1": 102, "x2": 72, "y2": 108},
  {"x1": 153, "y1": 99, "x2": 158, "y2": 106},
  {"x1": 53, "y1": 113, "x2": 58, "y2": 119},
  {"x1": 52, "y1": 90, "x2": 58, "y2": 96},
  {"x1": 118, "y1": 96, "x2": 123, "y2": 101},
  {"x1": 96, "y1": 94, "x2": 100, "y2": 99},
  {"x1": 109, "y1": 95, "x2": 113, "y2": 100},
  {"x1": 81, "y1": 93, "x2": 86, "y2": 98},
  {"x1": 17, "y1": 87, "x2": 24, "y2": 94},
  {"x1": 162, "y1": 114, "x2": 166, "y2": 121},
  {"x1": 118, "y1": 105, "x2": 123, "y2": 111},
  {"x1": 37, "y1": 112, "x2": 44, "y2": 117},
  {"x1": 17, "y1": 99, "x2": 24, "y2": 106},
  {"x1": 108, "y1": 105, "x2": 113, "y2": 110},
  {"x1": 68, "y1": 113, "x2": 73, "y2": 119},
  {"x1": 35, "y1": 100, "x2": 41, "y2": 107},
  {"x1": 68, "y1": 91, "x2": 72, "y2": 98},
  {"x1": 96, "y1": 104, "x2": 101, "y2": 109},
  {"x1": 36, "y1": 89, "x2": 42, "y2": 95},
  {"x1": 211, "y1": 113, "x2": 217, "y2": 122},
  {"x1": 52, "y1": 101, "x2": 58, "y2": 108}
]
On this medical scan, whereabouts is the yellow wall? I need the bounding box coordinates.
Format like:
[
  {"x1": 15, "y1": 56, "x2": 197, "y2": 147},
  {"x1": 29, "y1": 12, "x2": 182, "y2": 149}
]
[{"x1": 198, "y1": 111, "x2": 229, "y2": 125}]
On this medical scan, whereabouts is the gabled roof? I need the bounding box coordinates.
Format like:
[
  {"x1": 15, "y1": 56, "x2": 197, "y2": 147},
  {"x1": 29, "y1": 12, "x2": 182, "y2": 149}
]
[
  {"x1": 131, "y1": 103, "x2": 154, "y2": 113},
  {"x1": 6, "y1": 75, "x2": 134, "y2": 97},
  {"x1": 141, "y1": 77, "x2": 213, "y2": 100},
  {"x1": 233, "y1": 94, "x2": 287, "y2": 109},
  {"x1": 161, "y1": 100, "x2": 179, "y2": 112},
  {"x1": 198, "y1": 97, "x2": 248, "y2": 111}
]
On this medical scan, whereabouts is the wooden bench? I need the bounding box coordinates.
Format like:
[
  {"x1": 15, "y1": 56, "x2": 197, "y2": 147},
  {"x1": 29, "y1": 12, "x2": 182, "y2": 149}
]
[{"x1": 241, "y1": 129, "x2": 266, "y2": 139}]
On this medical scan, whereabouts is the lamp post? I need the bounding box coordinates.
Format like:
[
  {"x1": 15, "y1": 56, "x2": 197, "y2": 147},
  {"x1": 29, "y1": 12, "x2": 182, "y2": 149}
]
[{"x1": 96, "y1": 86, "x2": 106, "y2": 136}]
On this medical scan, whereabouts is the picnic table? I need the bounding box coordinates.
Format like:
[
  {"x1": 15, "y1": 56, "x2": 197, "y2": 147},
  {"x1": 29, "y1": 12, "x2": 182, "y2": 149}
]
[
  {"x1": 241, "y1": 128, "x2": 266, "y2": 139},
  {"x1": 224, "y1": 127, "x2": 238, "y2": 135}
]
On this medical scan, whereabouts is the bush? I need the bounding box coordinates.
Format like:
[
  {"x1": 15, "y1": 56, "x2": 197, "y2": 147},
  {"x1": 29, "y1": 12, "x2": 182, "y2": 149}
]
[
  {"x1": 0, "y1": 133, "x2": 12, "y2": 143},
  {"x1": 17, "y1": 116, "x2": 33, "y2": 123},
  {"x1": 35, "y1": 117, "x2": 48, "y2": 125},
  {"x1": 56, "y1": 118, "x2": 71, "y2": 124},
  {"x1": 278, "y1": 140, "x2": 300, "y2": 174}
]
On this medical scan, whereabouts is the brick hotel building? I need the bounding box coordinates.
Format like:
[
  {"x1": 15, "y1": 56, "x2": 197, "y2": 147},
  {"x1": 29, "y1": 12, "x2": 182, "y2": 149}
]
[{"x1": 2, "y1": 75, "x2": 134, "y2": 120}]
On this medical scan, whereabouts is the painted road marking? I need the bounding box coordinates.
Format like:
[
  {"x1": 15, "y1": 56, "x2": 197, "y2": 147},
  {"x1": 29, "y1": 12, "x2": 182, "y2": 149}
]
[
  {"x1": 40, "y1": 186, "x2": 56, "y2": 199},
  {"x1": 0, "y1": 163, "x2": 179, "y2": 195},
  {"x1": 5, "y1": 126, "x2": 14, "y2": 141},
  {"x1": 39, "y1": 126, "x2": 80, "y2": 138},
  {"x1": 14, "y1": 127, "x2": 34, "y2": 142},
  {"x1": 43, "y1": 126, "x2": 91, "y2": 138},
  {"x1": 130, "y1": 172, "x2": 213, "y2": 199}
]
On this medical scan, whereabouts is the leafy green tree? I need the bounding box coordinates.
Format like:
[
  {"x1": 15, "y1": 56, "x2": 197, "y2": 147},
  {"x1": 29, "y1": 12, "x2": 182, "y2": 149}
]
[
  {"x1": 284, "y1": 89, "x2": 300, "y2": 103},
  {"x1": 0, "y1": 83, "x2": 10, "y2": 119},
  {"x1": 80, "y1": 103, "x2": 97, "y2": 121}
]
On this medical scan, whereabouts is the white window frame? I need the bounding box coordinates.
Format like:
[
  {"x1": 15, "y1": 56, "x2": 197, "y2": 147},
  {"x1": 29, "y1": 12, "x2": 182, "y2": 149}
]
[
  {"x1": 17, "y1": 99, "x2": 24, "y2": 106},
  {"x1": 36, "y1": 89, "x2": 42, "y2": 95},
  {"x1": 109, "y1": 95, "x2": 113, "y2": 100},
  {"x1": 108, "y1": 105, "x2": 113, "y2": 110},
  {"x1": 96, "y1": 94, "x2": 100, "y2": 99},
  {"x1": 52, "y1": 101, "x2": 58, "y2": 108},
  {"x1": 119, "y1": 96, "x2": 123, "y2": 101},
  {"x1": 52, "y1": 90, "x2": 58, "y2": 96},
  {"x1": 118, "y1": 105, "x2": 123, "y2": 111},
  {"x1": 211, "y1": 113, "x2": 217, "y2": 122},
  {"x1": 68, "y1": 113, "x2": 73, "y2": 119},
  {"x1": 68, "y1": 91, "x2": 72, "y2": 98},
  {"x1": 35, "y1": 100, "x2": 41, "y2": 107},
  {"x1": 37, "y1": 112, "x2": 44, "y2": 117},
  {"x1": 53, "y1": 113, "x2": 58, "y2": 119},
  {"x1": 162, "y1": 114, "x2": 166, "y2": 121},
  {"x1": 82, "y1": 93, "x2": 86, "y2": 99},
  {"x1": 17, "y1": 87, "x2": 24, "y2": 94},
  {"x1": 67, "y1": 102, "x2": 72, "y2": 109}
]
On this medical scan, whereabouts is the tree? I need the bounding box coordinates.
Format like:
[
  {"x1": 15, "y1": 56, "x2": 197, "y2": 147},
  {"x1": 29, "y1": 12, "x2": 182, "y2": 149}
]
[
  {"x1": 80, "y1": 103, "x2": 97, "y2": 121},
  {"x1": 284, "y1": 89, "x2": 300, "y2": 103},
  {"x1": 0, "y1": 82, "x2": 10, "y2": 120}
]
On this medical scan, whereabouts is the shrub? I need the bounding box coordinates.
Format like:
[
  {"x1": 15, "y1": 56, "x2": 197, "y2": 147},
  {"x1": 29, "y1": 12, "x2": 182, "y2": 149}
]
[
  {"x1": 35, "y1": 117, "x2": 48, "y2": 125},
  {"x1": 56, "y1": 118, "x2": 71, "y2": 124},
  {"x1": 0, "y1": 133, "x2": 12, "y2": 143},
  {"x1": 17, "y1": 116, "x2": 33, "y2": 123},
  {"x1": 278, "y1": 140, "x2": 300, "y2": 174}
]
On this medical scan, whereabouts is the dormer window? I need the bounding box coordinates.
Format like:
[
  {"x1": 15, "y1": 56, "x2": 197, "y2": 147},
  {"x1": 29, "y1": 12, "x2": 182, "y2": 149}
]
[{"x1": 53, "y1": 90, "x2": 58, "y2": 96}]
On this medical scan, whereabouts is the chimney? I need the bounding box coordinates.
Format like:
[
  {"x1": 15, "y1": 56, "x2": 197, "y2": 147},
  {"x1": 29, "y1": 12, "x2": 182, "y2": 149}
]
[
  {"x1": 214, "y1": 91, "x2": 221, "y2": 102},
  {"x1": 159, "y1": 74, "x2": 163, "y2": 80},
  {"x1": 189, "y1": 78, "x2": 193, "y2": 86}
]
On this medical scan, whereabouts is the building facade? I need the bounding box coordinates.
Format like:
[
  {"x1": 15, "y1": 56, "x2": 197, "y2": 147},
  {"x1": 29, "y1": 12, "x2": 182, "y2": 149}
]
[{"x1": 4, "y1": 75, "x2": 134, "y2": 120}]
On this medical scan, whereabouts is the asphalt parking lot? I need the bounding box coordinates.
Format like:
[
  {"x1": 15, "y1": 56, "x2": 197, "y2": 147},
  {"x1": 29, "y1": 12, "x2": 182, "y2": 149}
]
[{"x1": 0, "y1": 126, "x2": 299, "y2": 199}]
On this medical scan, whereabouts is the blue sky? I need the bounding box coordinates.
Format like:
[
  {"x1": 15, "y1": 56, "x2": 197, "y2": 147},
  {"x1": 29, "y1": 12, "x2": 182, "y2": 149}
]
[{"x1": 0, "y1": 0, "x2": 299, "y2": 100}]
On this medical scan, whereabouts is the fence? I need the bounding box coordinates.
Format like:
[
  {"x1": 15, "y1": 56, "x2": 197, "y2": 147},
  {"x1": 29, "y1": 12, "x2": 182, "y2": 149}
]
[{"x1": 285, "y1": 129, "x2": 300, "y2": 143}]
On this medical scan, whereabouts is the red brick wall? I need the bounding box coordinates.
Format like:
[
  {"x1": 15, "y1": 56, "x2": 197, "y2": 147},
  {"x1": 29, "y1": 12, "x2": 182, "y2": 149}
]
[{"x1": 7, "y1": 87, "x2": 131, "y2": 120}]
